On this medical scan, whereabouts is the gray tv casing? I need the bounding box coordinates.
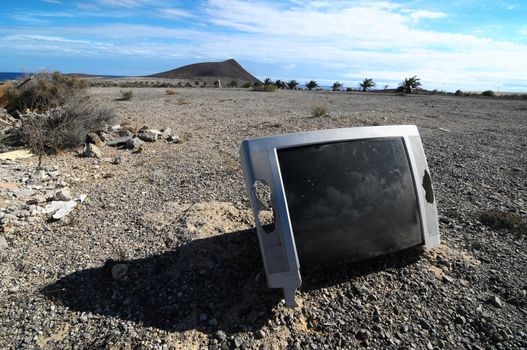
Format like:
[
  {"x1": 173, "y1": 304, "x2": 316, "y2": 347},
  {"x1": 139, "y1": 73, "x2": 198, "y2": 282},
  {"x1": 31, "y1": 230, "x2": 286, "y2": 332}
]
[{"x1": 240, "y1": 125, "x2": 440, "y2": 306}]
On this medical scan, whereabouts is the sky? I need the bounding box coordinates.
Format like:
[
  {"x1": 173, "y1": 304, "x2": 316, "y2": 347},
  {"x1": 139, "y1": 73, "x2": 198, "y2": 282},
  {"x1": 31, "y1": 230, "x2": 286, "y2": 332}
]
[{"x1": 1, "y1": 0, "x2": 526, "y2": 92}]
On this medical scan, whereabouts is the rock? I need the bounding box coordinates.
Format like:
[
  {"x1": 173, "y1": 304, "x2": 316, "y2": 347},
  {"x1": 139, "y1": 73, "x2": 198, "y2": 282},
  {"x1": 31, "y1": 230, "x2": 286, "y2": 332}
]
[
  {"x1": 86, "y1": 133, "x2": 103, "y2": 146},
  {"x1": 160, "y1": 127, "x2": 171, "y2": 139},
  {"x1": 254, "y1": 330, "x2": 266, "y2": 339},
  {"x1": 419, "y1": 318, "x2": 432, "y2": 330},
  {"x1": 54, "y1": 189, "x2": 73, "y2": 201},
  {"x1": 133, "y1": 145, "x2": 144, "y2": 154},
  {"x1": 0, "y1": 235, "x2": 8, "y2": 251},
  {"x1": 98, "y1": 131, "x2": 113, "y2": 142},
  {"x1": 110, "y1": 124, "x2": 121, "y2": 131},
  {"x1": 125, "y1": 137, "x2": 143, "y2": 150},
  {"x1": 233, "y1": 337, "x2": 243, "y2": 348},
  {"x1": 356, "y1": 329, "x2": 371, "y2": 340},
  {"x1": 489, "y1": 295, "x2": 503, "y2": 308},
  {"x1": 111, "y1": 156, "x2": 122, "y2": 165},
  {"x1": 44, "y1": 200, "x2": 78, "y2": 220},
  {"x1": 83, "y1": 143, "x2": 102, "y2": 158},
  {"x1": 167, "y1": 134, "x2": 181, "y2": 143},
  {"x1": 443, "y1": 275, "x2": 454, "y2": 283},
  {"x1": 111, "y1": 264, "x2": 128, "y2": 280},
  {"x1": 12, "y1": 189, "x2": 36, "y2": 198},
  {"x1": 0, "y1": 182, "x2": 18, "y2": 190},
  {"x1": 215, "y1": 330, "x2": 227, "y2": 341},
  {"x1": 106, "y1": 136, "x2": 133, "y2": 147},
  {"x1": 137, "y1": 129, "x2": 160, "y2": 142},
  {"x1": 454, "y1": 315, "x2": 466, "y2": 325},
  {"x1": 117, "y1": 129, "x2": 133, "y2": 137}
]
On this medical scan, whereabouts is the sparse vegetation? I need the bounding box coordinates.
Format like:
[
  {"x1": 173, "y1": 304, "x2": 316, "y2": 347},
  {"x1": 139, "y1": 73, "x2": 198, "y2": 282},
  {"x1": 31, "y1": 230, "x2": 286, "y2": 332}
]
[
  {"x1": 311, "y1": 104, "x2": 328, "y2": 117},
  {"x1": 482, "y1": 90, "x2": 496, "y2": 97},
  {"x1": 3, "y1": 71, "x2": 87, "y2": 112},
  {"x1": 165, "y1": 89, "x2": 179, "y2": 95},
  {"x1": 242, "y1": 82, "x2": 252, "y2": 88},
  {"x1": 2, "y1": 71, "x2": 115, "y2": 158},
  {"x1": 306, "y1": 80, "x2": 318, "y2": 90},
  {"x1": 264, "y1": 78, "x2": 274, "y2": 86},
  {"x1": 332, "y1": 81, "x2": 343, "y2": 91},
  {"x1": 23, "y1": 94, "x2": 115, "y2": 156},
  {"x1": 119, "y1": 90, "x2": 133, "y2": 100},
  {"x1": 227, "y1": 80, "x2": 238, "y2": 88},
  {"x1": 480, "y1": 210, "x2": 527, "y2": 234},
  {"x1": 399, "y1": 76, "x2": 421, "y2": 94},
  {"x1": 286, "y1": 80, "x2": 299, "y2": 90},
  {"x1": 359, "y1": 78, "x2": 376, "y2": 92},
  {"x1": 252, "y1": 84, "x2": 277, "y2": 92},
  {"x1": 176, "y1": 98, "x2": 191, "y2": 105}
]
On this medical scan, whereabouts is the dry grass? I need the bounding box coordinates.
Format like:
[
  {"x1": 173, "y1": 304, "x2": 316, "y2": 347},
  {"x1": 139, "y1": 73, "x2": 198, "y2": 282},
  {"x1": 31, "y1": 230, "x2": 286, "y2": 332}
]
[
  {"x1": 176, "y1": 98, "x2": 191, "y2": 105},
  {"x1": 119, "y1": 90, "x2": 133, "y2": 101},
  {"x1": 165, "y1": 89, "x2": 179, "y2": 95},
  {"x1": 480, "y1": 210, "x2": 527, "y2": 234},
  {"x1": 311, "y1": 104, "x2": 329, "y2": 117}
]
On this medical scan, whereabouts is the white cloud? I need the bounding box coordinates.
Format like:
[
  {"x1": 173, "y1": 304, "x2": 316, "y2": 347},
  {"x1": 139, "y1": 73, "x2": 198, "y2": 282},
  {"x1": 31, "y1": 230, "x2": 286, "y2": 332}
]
[
  {"x1": 43, "y1": 0, "x2": 62, "y2": 3},
  {"x1": 409, "y1": 10, "x2": 447, "y2": 20},
  {"x1": 157, "y1": 8, "x2": 194, "y2": 19},
  {"x1": 2, "y1": 0, "x2": 527, "y2": 91}
]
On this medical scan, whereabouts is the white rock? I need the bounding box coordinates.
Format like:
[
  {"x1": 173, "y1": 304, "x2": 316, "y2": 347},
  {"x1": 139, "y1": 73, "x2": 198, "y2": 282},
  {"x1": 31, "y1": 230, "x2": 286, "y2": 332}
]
[
  {"x1": 45, "y1": 200, "x2": 78, "y2": 220},
  {"x1": 0, "y1": 236, "x2": 8, "y2": 251}
]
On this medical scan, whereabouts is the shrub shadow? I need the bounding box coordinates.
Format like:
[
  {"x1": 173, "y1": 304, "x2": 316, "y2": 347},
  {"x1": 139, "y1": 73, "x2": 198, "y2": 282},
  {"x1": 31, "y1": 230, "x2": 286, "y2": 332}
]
[{"x1": 41, "y1": 228, "x2": 281, "y2": 333}]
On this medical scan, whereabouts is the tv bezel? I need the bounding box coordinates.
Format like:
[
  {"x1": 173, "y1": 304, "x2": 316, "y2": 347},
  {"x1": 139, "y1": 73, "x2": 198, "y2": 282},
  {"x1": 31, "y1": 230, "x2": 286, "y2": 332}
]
[{"x1": 240, "y1": 125, "x2": 440, "y2": 306}]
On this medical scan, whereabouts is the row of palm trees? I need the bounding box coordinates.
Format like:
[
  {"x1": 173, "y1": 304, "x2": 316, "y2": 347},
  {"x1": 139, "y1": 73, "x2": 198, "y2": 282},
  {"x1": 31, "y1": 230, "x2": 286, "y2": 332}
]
[{"x1": 261, "y1": 76, "x2": 422, "y2": 94}]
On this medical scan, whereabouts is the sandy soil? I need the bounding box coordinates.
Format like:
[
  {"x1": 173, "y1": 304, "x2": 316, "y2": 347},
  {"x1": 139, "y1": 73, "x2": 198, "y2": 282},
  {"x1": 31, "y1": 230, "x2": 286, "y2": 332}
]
[{"x1": 1, "y1": 87, "x2": 526, "y2": 349}]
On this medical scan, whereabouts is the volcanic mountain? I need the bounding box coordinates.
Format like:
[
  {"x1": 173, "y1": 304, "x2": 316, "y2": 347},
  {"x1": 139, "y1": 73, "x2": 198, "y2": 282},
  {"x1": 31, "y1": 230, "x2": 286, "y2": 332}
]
[{"x1": 148, "y1": 59, "x2": 260, "y2": 85}]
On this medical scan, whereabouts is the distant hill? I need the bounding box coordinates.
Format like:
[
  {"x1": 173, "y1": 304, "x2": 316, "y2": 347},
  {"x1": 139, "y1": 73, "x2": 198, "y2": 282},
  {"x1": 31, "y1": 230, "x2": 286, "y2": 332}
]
[{"x1": 148, "y1": 59, "x2": 260, "y2": 85}]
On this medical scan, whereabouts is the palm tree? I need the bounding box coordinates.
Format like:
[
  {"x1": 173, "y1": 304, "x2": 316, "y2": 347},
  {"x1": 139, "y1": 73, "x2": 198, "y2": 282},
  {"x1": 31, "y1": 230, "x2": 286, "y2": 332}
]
[
  {"x1": 332, "y1": 81, "x2": 343, "y2": 91},
  {"x1": 286, "y1": 80, "x2": 299, "y2": 89},
  {"x1": 275, "y1": 79, "x2": 286, "y2": 89},
  {"x1": 305, "y1": 80, "x2": 318, "y2": 90},
  {"x1": 399, "y1": 76, "x2": 421, "y2": 94},
  {"x1": 264, "y1": 78, "x2": 274, "y2": 85},
  {"x1": 359, "y1": 78, "x2": 375, "y2": 92}
]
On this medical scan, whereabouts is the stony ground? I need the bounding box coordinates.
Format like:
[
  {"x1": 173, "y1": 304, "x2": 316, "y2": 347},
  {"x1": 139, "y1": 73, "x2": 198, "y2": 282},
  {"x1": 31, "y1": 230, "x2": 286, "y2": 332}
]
[{"x1": 1, "y1": 87, "x2": 526, "y2": 349}]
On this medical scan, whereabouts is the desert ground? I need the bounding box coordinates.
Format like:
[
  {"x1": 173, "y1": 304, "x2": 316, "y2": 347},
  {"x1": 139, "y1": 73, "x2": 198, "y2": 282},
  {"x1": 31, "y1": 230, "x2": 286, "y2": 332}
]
[{"x1": 1, "y1": 87, "x2": 526, "y2": 349}]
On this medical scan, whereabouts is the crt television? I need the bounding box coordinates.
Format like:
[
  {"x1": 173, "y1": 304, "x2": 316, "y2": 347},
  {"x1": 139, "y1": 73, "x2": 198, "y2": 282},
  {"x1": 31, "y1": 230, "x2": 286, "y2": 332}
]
[{"x1": 240, "y1": 125, "x2": 440, "y2": 306}]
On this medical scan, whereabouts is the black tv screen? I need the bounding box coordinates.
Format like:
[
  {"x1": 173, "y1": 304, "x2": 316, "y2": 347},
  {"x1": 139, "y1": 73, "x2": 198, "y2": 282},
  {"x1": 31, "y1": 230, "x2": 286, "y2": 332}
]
[{"x1": 277, "y1": 137, "x2": 423, "y2": 264}]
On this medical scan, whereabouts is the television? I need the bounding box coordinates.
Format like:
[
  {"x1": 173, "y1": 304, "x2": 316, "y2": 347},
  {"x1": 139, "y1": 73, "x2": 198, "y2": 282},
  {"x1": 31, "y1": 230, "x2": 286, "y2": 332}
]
[{"x1": 240, "y1": 125, "x2": 440, "y2": 307}]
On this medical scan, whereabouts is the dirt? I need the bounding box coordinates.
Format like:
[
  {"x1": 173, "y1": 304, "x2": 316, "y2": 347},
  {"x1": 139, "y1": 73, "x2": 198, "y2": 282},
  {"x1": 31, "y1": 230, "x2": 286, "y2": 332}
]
[{"x1": 1, "y1": 87, "x2": 526, "y2": 349}]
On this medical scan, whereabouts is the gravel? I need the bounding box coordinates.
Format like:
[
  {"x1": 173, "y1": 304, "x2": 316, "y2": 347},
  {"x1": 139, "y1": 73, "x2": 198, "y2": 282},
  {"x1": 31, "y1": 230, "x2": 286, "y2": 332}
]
[{"x1": 0, "y1": 87, "x2": 526, "y2": 349}]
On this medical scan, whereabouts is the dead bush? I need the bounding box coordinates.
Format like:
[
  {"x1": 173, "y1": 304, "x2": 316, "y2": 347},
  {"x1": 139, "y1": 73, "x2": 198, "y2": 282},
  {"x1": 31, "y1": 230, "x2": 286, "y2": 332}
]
[
  {"x1": 165, "y1": 89, "x2": 179, "y2": 95},
  {"x1": 4, "y1": 71, "x2": 87, "y2": 112},
  {"x1": 480, "y1": 210, "x2": 526, "y2": 234},
  {"x1": 119, "y1": 90, "x2": 133, "y2": 101},
  {"x1": 23, "y1": 94, "x2": 115, "y2": 156},
  {"x1": 176, "y1": 98, "x2": 191, "y2": 105},
  {"x1": 311, "y1": 104, "x2": 328, "y2": 117}
]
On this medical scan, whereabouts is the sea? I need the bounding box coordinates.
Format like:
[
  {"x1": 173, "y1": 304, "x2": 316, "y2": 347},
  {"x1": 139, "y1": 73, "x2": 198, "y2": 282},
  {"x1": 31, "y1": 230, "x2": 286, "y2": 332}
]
[{"x1": 0, "y1": 72, "x2": 27, "y2": 81}]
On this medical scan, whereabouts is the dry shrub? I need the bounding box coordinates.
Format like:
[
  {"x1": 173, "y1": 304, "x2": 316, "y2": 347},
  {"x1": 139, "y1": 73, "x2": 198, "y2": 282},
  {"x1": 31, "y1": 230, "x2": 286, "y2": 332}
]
[
  {"x1": 4, "y1": 71, "x2": 87, "y2": 112},
  {"x1": 23, "y1": 94, "x2": 115, "y2": 155},
  {"x1": 252, "y1": 84, "x2": 277, "y2": 92},
  {"x1": 119, "y1": 90, "x2": 133, "y2": 100},
  {"x1": 311, "y1": 104, "x2": 328, "y2": 117},
  {"x1": 176, "y1": 98, "x2": 191, "y2": 105},
  {"x1": 165, "y1": 89, "x2": 179, "y2": 95},
  {"x1": 480, "y1": 210, "x2": 526, "y2": 234}
]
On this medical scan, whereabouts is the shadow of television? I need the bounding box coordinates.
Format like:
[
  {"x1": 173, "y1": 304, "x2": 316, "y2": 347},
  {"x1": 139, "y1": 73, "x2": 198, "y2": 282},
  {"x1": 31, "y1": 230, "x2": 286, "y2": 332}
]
[{"x1": 41, "y1": 227, "x2": 423, "y2": 334}]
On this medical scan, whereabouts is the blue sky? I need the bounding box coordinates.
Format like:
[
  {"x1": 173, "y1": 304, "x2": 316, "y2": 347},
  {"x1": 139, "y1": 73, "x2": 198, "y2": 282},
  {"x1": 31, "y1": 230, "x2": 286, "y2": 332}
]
[{"x1": 1, "y1": 0, "x2": 526, "y2": 91}]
